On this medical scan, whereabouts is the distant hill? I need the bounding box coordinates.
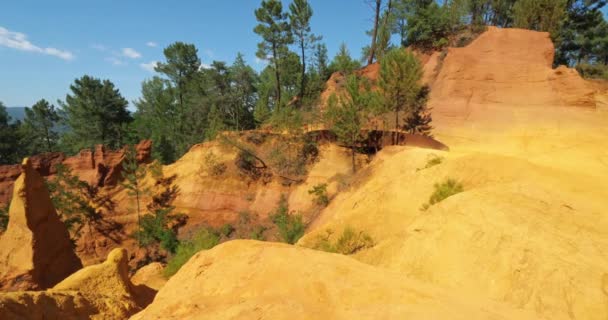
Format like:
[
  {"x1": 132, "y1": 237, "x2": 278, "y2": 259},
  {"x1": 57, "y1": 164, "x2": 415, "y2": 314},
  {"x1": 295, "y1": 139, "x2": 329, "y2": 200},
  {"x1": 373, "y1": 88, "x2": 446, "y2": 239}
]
[{"x1": 6, "y1": 107, "x2": 26, "y2": 123}]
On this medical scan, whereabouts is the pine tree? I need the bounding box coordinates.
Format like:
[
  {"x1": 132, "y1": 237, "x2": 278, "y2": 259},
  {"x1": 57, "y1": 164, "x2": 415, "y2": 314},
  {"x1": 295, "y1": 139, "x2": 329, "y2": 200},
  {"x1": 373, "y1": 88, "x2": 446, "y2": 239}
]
[
  {"x1": 122, "y1": 144, "x2": 148, "y2": 246},
  {"x1": 512, "y1": 0, "x2": 567, "y2": 34},
  {"x1": 313, "y1": 43, "x2": 330, "y2": 80},
  {"x1": 403, "y1": 85, "x2": 433, "y2": 136},
  {"x1": 325, "y1": 75, "x2": 374, "y2": 172},
  {"x1": 379, "y1": 49, "x2": 423, "y2": 131},
  {"x1": 133, "y1": 77, "x2": 179, "y2": 164},
  {"x1": 289, "y1": 0, "x2": 321, "y2": 105},
  {"x1": 329, "y1": 43, "x2": 362, "y2": 75},
  {"x1": 254, "y1": 0, "x2": 293, "y2": 108},
  {"x1": 367, "y1": 0, "x2": 383, "y2": 64},
  {"x1": 0, "y1": 101, "x2": 22, "y2": 164},
  {"x1": 229, "y1": 53, "x2": 258, "y2": 130},
  {"x1": 46, "y1": 164, "x2": 101, "y2": 252},
  {"x1": 60, "y1": 75, "x2": 131, "y2": 153},
  {"x1": 21, "y1": 99, "x2": 59, "y2": 154}
]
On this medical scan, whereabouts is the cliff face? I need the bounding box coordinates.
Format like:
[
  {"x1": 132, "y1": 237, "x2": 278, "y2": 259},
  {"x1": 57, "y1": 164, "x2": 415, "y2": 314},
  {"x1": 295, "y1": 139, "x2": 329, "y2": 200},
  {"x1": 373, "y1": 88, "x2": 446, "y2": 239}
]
[
  {"x1": 0, "y1": 158, "x2": 83, "y2": 291},
  {"x1": 0, "y1": 140, "x2": 152, "y2": 206}
]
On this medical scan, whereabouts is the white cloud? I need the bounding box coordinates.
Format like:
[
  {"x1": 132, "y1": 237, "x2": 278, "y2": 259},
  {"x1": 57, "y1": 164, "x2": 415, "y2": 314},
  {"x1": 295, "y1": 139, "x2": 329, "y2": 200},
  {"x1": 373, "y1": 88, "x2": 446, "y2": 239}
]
[
  {"x1": 122, "y1": 47, "x2": 142, "y2": 59},
  {"x1": 140, "y1": 60, "x2": 158, "y2": 72},
  {"x1": 105, "y1": 57, "x2": 125, "y2": 66},
  {"x1": 204, "y1": 49, "x2": 214, "y2": 58},
  {"x1": 146, "y1": 41, "x2": 158, "y2": 47},
  {"x1": 200, "y1": 63, "x2": 212, "y2": 70},
  {"x1": 0, "y1": 26, "x2": 74, "y2": 60}
]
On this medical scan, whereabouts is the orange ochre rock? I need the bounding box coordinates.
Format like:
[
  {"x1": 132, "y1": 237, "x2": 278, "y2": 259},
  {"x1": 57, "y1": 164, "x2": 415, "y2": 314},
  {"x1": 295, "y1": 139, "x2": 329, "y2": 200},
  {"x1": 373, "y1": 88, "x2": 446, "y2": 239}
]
[
  {"x1": 0, "y1": 248, "x2": 155, "y2": 319},
  {"x1": 0, "y1": 158, "x2": 82, "y2": 291}
]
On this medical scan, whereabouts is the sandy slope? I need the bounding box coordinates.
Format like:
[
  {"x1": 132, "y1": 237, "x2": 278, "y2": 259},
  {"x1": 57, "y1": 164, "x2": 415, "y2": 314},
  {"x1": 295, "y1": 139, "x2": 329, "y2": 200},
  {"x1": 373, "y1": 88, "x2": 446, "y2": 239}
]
[
  {"x1": 131, "y1": 241, "x2": 537, "y2": 320},
  {"x1": 297, "y1": 27, "x2": 608, "y2": 320}
]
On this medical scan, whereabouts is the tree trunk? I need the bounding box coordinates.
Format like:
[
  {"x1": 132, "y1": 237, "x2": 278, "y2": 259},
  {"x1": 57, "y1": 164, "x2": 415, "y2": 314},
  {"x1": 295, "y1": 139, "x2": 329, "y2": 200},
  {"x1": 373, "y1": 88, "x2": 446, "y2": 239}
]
[
  {"x1": 272, "y1": 43, "x2": 282, "y2": 108},
  {"x1": 299, "y1": 38, "x2": 306, "y2": 106},
  {"x1": 44, "y1": 125, "x2": 51, "y2": 152},
  {"x1": 136, "y1": 189, "x2": 141, "y2": 245},
  {"x1": 351, "y1": 145, "x2": 356, "y2": 173},
  {"x1": 367, "y1": 0, "x2": 382, "y2": 65},
  {"x1": 378, "y1": 0, "x2": 393, "y2": 59},
  {"x1": 394, "y1": 109, "x2": 399, "y2": 145}
]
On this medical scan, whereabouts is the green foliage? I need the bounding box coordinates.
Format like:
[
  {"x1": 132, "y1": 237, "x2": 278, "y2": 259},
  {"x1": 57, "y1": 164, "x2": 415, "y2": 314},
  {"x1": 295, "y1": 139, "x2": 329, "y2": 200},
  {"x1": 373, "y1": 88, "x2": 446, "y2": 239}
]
[
  {"x1": 428, "y1": 178, "x2": 464, "y2": 205},
  {"x1": 46, "y1": 164, "x2": 100, "y2": 239},
  {"x1": 403, "y1": 85, "x2": 433, "y2": 136},
  {"x1": 328, "y1": 43, "x2": 361, "y2": 75},
  {"x1": 404, "y1": 1, "x2": 452, "y2": 50},
  {"x1": 554, "y1": 1, "x2": 608, "y2": 66},
  {"x1": 220, "y1": 224, "x2": 235, "y2": 238},
  {"x1": 289, "y1": 0, "x2": 321, "y2": 103},
  {"x1": 20, "y1": 99, "x2": 59, "y2": 154},
  {"x1": 418, "y1": 154, "x2": 444, "y2": 171},
  {"x1": 576, "y1": 63, "x2": 608, "y2": 79},
  {"x1": 235, "y1": 149, "x2": 263, "y2": 179},
  {"x1": 312, "y1": 227, "x2": 374, "y2": 255},
  {"x1": 0, "y1": 203, "x2": 8, "y2": 232},
  {"x1": 164, "y1": 228, "x2": 220, "y2": 277},
  {"x1": 202, "y1": 151, "x2": 227, "y2": 177},
  {"x1": 122, "y1": 144, "x2": 148, "y2": 245},
  {"x1": 379, "y1": 49, "x2": 424, "y2": 130},
  {"x1": 271, "y1": 195, "x2": 305, "y2": 244},
  {"x1": 325, "y1": 75, "x2": 376, "y2": 172},
  {"x1": 254, "y1": 0, "x2": 293, "y2": 107},
  {"x1": 250, "y1": 226, "x2": 267, "y2": 241},
  {"x1": 308, "y1": 183, "x2": 329, "y2": 207},
  {"x1": 134, "y1": 208, "x2": 180, "y2": 253},
  {"x1": 59, "y1": 75, "x2": 131, "y2": 153},
  {"x1": 0, "y1": 101, "x2": 23, "y2": 165},
  {"x1": 512, "y1": 0, "x2": 567, "y2": 34}
]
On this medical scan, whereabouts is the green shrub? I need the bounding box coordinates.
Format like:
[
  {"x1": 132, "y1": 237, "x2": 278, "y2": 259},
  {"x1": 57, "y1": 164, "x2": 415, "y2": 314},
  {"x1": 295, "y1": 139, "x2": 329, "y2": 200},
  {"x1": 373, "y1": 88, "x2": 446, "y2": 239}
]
[
  {"x1": 576, "y1": 63, "x2": 608, "y2": 80},
  {"x1": 245, "y1": 132, "x2": 266, "y2": 145},
  {"x1": 0, "y1": 203, "x2": 9, "y2": 232},
  {"x1": 271, "y1": 195, "x2": 306, "y2": 244},
  {"x1": 203, "y1": 151, "x2": 227, "y2": 177},
  {"x1": 235, "y1": 150, "x2": 261, "y2": 179},
  {"x1": 418, "y1": 154, "x2": 444, "y2": 171},
  {"x1": 250, "y1": 226, "x2": 267, "y2": 241},
  {"x1": 312, "y1": 227, "x2": 374, "y2": 255},
  {"x1": 164, "y1": 228, "x2": 220, "y2": 277},
  {"x1": 132, "y1": 208, "x2": 184, "y2": 254},
  {"x1": 219, "y1": 223, "x2": 235, "y2": 238},
  {"x1": 428, "y1": 178, "x2": 464, "y2": 205},
  {"x1": 308, "y1": 183, "x2": 329, "y2": 207}
]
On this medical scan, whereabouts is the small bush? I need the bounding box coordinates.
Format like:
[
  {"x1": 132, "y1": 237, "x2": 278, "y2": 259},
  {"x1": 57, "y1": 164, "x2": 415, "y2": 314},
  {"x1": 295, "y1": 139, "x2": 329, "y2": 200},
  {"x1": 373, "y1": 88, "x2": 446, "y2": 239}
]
[
  {"x1": 308, "y1": 183, "x2": 329, "y2": 207},
  {"x1": 428, "y1": 178, "x2": 464, "y2": 205},
  {"x1": 164, "y1": 228, "x2": 220, "y2": 277},
  {"x1": 245, "y1": 132, "x2": 266, "y2": 145},
  {"x1": 235, "y1": 150, "x2": 261, "y2": 179},
  {"x1": 149, "y1": 161, "x2": 164, "y2": 181},
  {"x1": 270, "y1": 195, "x2": 305, "y2": 244},
  {"x1": 203, "y1": 152, "x2": 227, "y2": 177},
  {"x1": 219, "y1": 223, "x2": 235, "y2": 238},
  {"x1": 0, "y1": 203, "x2": 9, "y2": 232},
  {"x1": 312, "y1": 227, "x2": 374, "y2": 255},
  {"x1": 250, "y1": 226, "x2": 267, "y2": 241},
  {"x1": 418, "y1": 154, "x2": 444, "y2": 171},
  {"x1": 576, "y1": 63, "x2": 608, "y2": 80},
  {"x1": 300, "y1": 137, "x2": 319, "y2": 163}
]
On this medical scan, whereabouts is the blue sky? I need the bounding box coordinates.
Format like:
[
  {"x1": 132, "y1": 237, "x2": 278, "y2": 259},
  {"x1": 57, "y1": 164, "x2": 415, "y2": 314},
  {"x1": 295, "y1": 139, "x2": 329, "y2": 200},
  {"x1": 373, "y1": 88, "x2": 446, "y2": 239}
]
[
  {"x1": 0, "y1": 0, "x2": 375, "y2": 108},
  {"x1": 1, "y1": 2, "x2": 607, "y2": 109}
]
